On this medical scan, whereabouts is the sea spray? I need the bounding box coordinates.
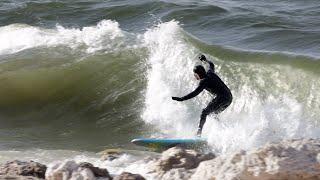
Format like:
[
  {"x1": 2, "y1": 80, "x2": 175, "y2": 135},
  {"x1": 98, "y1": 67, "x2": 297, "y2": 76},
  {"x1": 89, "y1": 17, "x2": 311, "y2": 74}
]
[
  {"x1": 142, "y1": 20, "x2": 203, "y2": 137},
  {"x1": 141, "y1": 21, "x2": 320, "y2": 154}
]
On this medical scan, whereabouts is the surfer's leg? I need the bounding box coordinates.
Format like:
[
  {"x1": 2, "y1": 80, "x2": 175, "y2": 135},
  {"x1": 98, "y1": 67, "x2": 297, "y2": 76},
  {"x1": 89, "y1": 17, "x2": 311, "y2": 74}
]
[
  {"x1": 197, "y1": 111, "x2": 208, "y2": 136},
  {"x1": 197, "y1": 99, "x2": 217, "y2": 136},
  {"x1": 197, "y1": 98, "x2": 232, "y2": 136}
]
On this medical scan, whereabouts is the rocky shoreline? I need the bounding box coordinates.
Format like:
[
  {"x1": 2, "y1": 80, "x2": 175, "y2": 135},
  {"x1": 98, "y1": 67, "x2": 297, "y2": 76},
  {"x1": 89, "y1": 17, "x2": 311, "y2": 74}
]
[{"x1": 0, "y1": 139, "x2": 319, "y2": 180}]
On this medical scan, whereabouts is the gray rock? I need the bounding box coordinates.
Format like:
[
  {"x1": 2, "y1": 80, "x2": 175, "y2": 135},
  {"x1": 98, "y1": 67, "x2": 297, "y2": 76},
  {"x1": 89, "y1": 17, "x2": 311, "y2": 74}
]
[
  {"x1": 0, "y1": 160, "x2": 46, "y2": 179},
  {"x1": 113, "y1": 172, "x2": 146, "y2": 180}
]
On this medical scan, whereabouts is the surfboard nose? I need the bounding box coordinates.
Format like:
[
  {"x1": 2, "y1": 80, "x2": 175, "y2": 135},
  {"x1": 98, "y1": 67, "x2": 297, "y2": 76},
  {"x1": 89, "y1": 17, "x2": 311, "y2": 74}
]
[{"x1": 131, "y1": 138, "x2": 143, "y2": 146}]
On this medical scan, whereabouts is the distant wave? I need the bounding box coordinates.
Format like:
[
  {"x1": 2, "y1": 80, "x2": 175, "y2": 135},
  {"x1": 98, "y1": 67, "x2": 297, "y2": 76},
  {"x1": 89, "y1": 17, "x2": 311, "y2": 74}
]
[{"x1": 0, "y1": 20, "x2": 125, "y2": 55}]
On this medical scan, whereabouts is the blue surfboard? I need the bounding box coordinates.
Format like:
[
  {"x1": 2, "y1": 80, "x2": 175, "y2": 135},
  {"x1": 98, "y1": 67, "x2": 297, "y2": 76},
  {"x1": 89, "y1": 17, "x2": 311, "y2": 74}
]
[{"x1": 131, "y1": 138, "x2": 207, "y2": 150}]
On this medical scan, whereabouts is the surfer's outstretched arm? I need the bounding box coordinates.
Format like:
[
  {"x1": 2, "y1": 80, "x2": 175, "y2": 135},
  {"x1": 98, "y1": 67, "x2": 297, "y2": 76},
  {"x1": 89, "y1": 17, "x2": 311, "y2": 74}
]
[
  {"x1": 180, "y1": 81, "x2": 205, "y2": 101},
  {"x1": 172, "y1": 82, "x2": 205, "y2": 101}
]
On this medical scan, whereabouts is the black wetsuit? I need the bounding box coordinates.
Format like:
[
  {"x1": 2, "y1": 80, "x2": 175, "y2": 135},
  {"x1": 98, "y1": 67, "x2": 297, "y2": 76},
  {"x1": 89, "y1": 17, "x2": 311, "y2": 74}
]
[{"x1": 180, "y1": 61, "x2": 232, "y2": 134}]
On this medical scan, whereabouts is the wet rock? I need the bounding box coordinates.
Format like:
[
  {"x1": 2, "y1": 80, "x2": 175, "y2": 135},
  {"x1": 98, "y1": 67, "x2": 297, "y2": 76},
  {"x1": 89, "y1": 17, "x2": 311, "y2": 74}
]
[
  {"x1": 113, "y1": 172, "x2": 146, "y2": 180},
  {"x1": 191, "y1": 139, "x2": 320, "y2": 180},
  {"x1": 0, "y1": 160, "x2": 46, "y2": 179},
  {"x1": 46, "y1": 160, "x2": 111, "y2": 180},
  {"x1": 100, "y1": 149, "x2": 124, "y2": 161}
]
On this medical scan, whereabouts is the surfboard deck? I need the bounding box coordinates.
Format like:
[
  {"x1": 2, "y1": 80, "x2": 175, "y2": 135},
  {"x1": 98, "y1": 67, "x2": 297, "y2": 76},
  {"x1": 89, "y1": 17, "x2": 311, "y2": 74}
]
[{"x1": 131, "y1": 138, "x2": 207, "y2": 150}]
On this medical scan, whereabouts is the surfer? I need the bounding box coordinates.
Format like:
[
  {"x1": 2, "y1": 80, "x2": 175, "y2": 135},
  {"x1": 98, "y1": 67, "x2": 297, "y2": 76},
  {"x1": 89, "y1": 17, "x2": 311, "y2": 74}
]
[{"x1": 172, "y1": 55, "x2": 232, "y2": 136}]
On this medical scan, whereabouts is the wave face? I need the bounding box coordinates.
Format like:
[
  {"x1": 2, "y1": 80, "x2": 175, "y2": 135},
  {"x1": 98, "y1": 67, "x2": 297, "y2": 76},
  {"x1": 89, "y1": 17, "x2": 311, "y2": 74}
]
[
  {"x1": 0, "y1": 0, "x2": 320, "y2": 155},
  {"x1": 0, "y1": 20, "x2": 146, "y2": 151}
]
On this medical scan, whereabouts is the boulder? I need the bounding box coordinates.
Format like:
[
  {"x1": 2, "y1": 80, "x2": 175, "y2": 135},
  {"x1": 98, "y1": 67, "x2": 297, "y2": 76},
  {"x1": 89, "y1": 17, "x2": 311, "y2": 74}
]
[
  {"x1": 113, "y1": 172, "x2": 146, "y2": 180},
  {"x1": 46, "y1": 160, "x2": 111, "y2": 180},
  {"x1": 147, "y1": 147, "x2": 215, "y2": 179},
  {"x1": 191, "y1": 139, "x2": 320, "y2": 180},
  {"x1": 154, "y1": 147, "x2": 215, "y2": 172},
  {"x1": 0, "y1": 160, "x2": 46, "y2": 179}
]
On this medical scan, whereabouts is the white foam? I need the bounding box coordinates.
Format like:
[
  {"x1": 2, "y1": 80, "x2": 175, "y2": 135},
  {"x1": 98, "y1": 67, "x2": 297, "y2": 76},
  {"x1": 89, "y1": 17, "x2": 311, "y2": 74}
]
[
  {"x1": 0, "y1": 20, "x2": 125, "y2": 55},
  {"x1": 205, "y1": 93, "x2": 317, "y2": 154}
]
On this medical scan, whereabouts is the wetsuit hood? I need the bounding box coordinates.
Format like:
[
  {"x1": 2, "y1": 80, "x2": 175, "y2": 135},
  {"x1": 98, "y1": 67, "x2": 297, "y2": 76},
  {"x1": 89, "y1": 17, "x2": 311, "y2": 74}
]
[{"x1": 193, "y1": 65, "x2": 206, "y2": 79}]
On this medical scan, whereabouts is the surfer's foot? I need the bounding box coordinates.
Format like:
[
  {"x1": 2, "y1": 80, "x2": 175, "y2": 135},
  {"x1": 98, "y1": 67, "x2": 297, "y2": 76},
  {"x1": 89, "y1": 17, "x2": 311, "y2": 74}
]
[{"x1": 196, "y1": 128, "x2": 202, "y2": 137}]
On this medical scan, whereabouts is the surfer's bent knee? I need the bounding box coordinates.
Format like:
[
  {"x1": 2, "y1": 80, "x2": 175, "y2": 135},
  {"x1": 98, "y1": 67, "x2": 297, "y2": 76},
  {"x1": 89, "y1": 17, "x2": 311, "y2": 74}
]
[{"x1": 201, "y1": 109, "x2": 210, "y2": 117}]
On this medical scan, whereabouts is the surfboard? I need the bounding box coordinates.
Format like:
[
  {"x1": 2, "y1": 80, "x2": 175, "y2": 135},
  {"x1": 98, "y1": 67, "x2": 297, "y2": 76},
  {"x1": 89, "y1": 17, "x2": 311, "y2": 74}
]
[{"x1": 131, "y1": 138, "x2": 207, "y2": 150}]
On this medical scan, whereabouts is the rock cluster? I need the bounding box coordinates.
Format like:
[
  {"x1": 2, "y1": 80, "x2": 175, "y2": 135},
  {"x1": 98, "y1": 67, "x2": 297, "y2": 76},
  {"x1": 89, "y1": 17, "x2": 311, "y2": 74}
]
[
  {"x1": 0, "y1": 160, "x2": 145, "y2": 180},
  {"x1": 148, "y1": 139, "x2": 320, "y2": 180},
  {"x1": 0, "y1": 160, "x2": 46, "y2": 179},
  {"x1": 0, "y1": 139, "x2": 319, "y2": 180},
  {"x1": 191, "y1": 139, "x2": 320, "y2": 180}
]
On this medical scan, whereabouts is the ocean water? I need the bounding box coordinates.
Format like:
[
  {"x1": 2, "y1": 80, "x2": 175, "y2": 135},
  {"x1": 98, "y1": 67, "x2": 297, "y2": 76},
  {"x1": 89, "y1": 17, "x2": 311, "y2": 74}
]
[{"x1": 0, "y1": 0, "x2": 320, "y2": 176}]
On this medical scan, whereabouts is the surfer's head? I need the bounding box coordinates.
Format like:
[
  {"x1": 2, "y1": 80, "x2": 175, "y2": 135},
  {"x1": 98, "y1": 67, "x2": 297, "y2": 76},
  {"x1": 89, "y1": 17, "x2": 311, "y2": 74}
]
[{"x1": 193, "y1": 65, "x2": 206, "y2": 80}]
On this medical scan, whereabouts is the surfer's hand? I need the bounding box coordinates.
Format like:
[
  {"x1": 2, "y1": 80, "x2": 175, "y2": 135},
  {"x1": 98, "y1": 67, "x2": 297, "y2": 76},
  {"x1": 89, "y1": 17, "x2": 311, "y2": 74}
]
[
  {"x1": 199, "y1": 54, "x2": 206, "y2": 62},
  {"x1": 172, "y1": 97, "x2": 183, "y2": 101}
]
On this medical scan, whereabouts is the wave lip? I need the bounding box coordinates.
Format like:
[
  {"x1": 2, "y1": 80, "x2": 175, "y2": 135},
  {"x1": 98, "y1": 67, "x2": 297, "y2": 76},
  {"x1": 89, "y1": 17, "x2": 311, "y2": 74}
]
[{"x1": 0, "y1": 19, "x2": 124, "y2": 55}]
